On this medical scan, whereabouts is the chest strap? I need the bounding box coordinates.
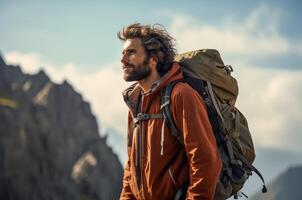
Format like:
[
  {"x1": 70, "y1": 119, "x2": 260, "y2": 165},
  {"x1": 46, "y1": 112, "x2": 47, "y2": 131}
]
[{"x1": 133, "y1": 113, "x2": 164, "y2": 124}]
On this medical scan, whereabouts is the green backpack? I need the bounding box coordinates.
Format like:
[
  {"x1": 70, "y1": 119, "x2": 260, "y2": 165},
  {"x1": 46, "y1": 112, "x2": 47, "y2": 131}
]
[{"x1": 161, "y1": 49, "x2": 267, "y2": 199}]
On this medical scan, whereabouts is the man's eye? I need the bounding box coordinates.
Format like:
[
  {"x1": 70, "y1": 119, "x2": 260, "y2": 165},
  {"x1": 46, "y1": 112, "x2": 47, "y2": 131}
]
[{"x1": 128, "y1": 50, "x2": 136, "y2": 54}]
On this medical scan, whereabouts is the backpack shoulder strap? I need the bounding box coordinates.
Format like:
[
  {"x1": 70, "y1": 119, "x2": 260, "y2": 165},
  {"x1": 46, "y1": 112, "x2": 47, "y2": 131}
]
[{"x1": 161, "y1": 80, "x2": 183, "y2": 144}]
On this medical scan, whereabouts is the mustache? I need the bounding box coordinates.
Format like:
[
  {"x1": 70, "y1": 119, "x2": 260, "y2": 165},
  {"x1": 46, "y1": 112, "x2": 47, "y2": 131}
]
[{"x1": 122, "y1": 63, "x2": 135, "y2": 68}]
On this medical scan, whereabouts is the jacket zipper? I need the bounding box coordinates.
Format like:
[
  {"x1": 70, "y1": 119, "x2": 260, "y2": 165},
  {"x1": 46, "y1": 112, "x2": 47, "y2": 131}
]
[
  {"x1": 135, "y1": 95, "x2": 146, "y2": 199},
  {"x1": 140, "y1": 120, "x2": 146, "y2": 199},
  {"x1": 140, "y1": 96, "x2": 146, "y2": 199},
  {"x1": 135, "y1": 123, "x2": 141, "y2": 188},
  {"x1": 134, "y1": 95, "x2": 142, "y2": 197}
]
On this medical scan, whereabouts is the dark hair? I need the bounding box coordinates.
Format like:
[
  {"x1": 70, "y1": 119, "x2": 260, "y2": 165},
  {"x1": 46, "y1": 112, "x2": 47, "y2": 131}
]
[{"x1": 118, "y1": 23, "x2": 177, "y2": 76}]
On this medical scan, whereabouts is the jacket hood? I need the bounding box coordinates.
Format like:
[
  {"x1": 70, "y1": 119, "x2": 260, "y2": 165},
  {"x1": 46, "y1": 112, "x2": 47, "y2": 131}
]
[{"x1": 122, "y1": 62, "x2": 183, "y2": 118}]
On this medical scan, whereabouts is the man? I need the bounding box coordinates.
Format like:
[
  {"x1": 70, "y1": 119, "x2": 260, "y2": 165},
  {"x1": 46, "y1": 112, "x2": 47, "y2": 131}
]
[{"x1": 118, "y1": 23, "x2": 222, "y2": 200}]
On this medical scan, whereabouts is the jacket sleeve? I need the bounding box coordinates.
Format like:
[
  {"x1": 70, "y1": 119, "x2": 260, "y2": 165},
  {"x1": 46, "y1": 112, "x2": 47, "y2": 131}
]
[
  {"x1": 172, "y1": 84, "x2": 222, "y2": 200},
  {"x1": 119, "y1": 112, "x2": 136, "y2": 200}
]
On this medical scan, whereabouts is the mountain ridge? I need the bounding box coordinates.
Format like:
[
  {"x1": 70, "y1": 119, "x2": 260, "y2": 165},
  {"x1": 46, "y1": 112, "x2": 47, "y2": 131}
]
[
  {"x1": 0, "y1": 54, "x2": 123, "y2": 200},
  {"x1": 250, "y1": 165, "x2": 302, "y2": 200}
]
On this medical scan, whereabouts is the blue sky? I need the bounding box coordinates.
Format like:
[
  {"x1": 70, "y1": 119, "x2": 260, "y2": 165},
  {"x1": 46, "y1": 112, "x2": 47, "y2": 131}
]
[
  {"x1": 1, "y1": 0, "x2": 302, "y2": 197},
  {"x1": 1, "y1": 0, "x2": 301, "y2": 68}
]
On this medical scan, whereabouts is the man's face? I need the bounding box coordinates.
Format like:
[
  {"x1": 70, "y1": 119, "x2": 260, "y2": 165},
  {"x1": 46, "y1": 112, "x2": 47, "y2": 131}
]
[{"x1": 121, "y1": 38, "x2": 151, "y2": 82}]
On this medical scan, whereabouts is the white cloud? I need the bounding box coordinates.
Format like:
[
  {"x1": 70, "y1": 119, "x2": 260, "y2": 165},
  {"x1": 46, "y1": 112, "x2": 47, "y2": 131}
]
[
  {"x1": 5, "y1": 52, "x2": 42, "y2": 74},
  {"x1": 168, "y1": 4, "x2": 291, "y2": 56},
  {"x1": 166, "y1": 4, "x2": 302, "y2": 153},
  {"x1": 232, "y1": 61, "x2": 302, "y2": 153}
]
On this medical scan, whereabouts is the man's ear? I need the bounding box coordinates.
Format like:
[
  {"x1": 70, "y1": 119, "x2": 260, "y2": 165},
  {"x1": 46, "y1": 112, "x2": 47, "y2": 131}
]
[{"x1": 148, "y1": 56, "x2": 158, "y2": 69}]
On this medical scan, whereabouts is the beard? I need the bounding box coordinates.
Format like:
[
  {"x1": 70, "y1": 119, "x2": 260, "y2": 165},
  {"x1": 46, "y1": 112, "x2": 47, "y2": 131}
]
[{"x1": 123, "y1": 59, "x2": 151, "y2": 82}]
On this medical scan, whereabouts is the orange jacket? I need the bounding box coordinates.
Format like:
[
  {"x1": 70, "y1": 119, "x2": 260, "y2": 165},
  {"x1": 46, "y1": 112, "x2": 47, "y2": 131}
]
[{"x1": 120, "y1": 63, "x2": 222, "y2": 200}]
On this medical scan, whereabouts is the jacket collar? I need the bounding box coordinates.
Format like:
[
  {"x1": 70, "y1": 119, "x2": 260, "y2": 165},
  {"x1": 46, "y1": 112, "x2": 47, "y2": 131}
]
[{"x1": 122, "y1": 62, "x2": 183, "y2": 118}]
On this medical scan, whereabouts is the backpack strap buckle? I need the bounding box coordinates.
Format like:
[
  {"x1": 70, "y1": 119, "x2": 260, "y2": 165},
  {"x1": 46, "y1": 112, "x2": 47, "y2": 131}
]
[
  {"x1": 134, "y1": 113, "x2": 164, "y2": 124},
  {"x1": 137, "y1": 113, "x2": 151, "y2": 121}
]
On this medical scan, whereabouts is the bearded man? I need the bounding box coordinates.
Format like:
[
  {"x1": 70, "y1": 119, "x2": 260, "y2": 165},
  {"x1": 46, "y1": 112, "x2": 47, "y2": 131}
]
[{"x1": 118, "y1": 23, "x2": 221, "y2": 200}]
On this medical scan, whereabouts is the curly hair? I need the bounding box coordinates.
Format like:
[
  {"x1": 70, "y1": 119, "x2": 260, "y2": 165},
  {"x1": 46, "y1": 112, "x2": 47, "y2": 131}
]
[{"x1": 118, "y1": 23, "x2": 177, "y2": 76}]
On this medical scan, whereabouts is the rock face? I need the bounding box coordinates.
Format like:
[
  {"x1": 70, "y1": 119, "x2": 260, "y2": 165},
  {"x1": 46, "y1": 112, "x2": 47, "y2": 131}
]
[
  {"x1": 0, "y1": 55, "x2": 123, "y2": 200},
  {"x1": 251, "y1": 165, "x2": 302, "y2": 200}
]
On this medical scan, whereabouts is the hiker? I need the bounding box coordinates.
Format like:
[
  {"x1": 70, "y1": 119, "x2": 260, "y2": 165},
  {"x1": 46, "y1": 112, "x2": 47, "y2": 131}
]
[{"x1": 118, "y1": 23, "x2": 222, "y2": 200}]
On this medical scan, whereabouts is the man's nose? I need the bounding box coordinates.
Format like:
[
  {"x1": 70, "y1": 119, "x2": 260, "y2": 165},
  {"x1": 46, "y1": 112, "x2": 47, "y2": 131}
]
[{"x1": 121, "y1": 54, "x2": 127, "y2": 64}]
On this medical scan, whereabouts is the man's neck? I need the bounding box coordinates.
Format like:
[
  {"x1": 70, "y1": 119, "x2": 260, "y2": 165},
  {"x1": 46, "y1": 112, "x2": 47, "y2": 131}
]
[{"x1": 138, "y1": 71, "x2": 161, "y2": 94}]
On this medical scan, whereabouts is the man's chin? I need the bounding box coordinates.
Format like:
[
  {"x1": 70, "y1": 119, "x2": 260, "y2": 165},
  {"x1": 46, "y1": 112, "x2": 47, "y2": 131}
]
[
  {"x1": 123, "y1": 71, "x2": 150, "y2": 82},
  {"x1": 123, "y1": 75, "x2": 136, "y2": 82}
]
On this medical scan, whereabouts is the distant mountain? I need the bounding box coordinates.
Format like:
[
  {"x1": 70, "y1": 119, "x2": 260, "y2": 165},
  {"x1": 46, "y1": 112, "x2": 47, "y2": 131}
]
[
  {"x1": 240, "y1": 147, "x2": 302, "y2": 197},
  {"x1": 250, "y1": 165, "x2": 302, "y2": 200},
  {"x1": 0, "y1": 54, "x2": 123, "y2": 200}
]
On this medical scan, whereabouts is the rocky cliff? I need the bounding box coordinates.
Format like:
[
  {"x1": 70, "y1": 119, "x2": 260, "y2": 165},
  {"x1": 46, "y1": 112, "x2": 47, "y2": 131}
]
[
  {"x1": 0, "y1": 55, "x2": 123, "y2": 200},
  {"x1": 251, "y1": 165, "x2": 302, "y2": 200}
]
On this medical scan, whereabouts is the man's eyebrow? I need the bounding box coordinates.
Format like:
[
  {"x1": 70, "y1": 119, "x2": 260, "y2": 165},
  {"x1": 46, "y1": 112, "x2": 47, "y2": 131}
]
[{"x1": 122, "y1": 48, "x2": 136, "y2": 54}]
